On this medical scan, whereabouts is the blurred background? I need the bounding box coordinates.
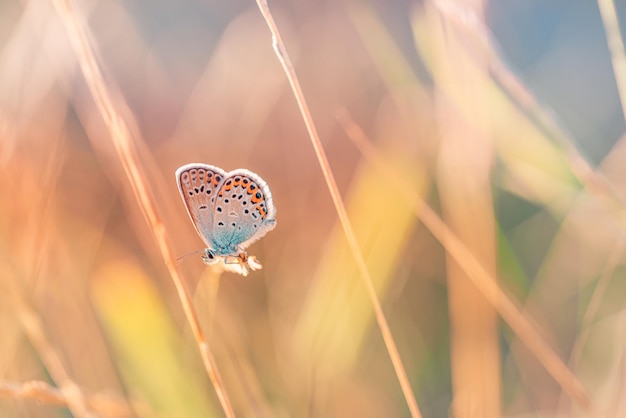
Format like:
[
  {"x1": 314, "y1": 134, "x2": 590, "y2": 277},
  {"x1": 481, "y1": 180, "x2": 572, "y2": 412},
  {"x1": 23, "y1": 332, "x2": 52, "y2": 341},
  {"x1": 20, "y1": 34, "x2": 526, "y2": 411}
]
[{"x1": 1, "y1": 0, "x2": 626, "y2": 417}]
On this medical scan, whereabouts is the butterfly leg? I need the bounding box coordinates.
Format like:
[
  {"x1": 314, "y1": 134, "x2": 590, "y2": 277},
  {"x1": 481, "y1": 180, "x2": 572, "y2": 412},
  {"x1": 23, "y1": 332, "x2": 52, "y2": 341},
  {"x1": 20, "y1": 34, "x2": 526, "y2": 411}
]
[{"x1": 220, "y1": 251, "x2": 263, "y2": 276}]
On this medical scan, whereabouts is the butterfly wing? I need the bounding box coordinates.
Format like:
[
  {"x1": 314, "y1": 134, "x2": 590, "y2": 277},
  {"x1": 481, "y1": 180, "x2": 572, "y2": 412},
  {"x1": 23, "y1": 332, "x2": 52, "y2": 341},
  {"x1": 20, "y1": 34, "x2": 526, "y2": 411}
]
[
  {"x1": 176, "y1": 163, "x2": 227, "y2": 247},
  {"x1": 211, "y1": 168, "x2": 277, "y2": 255}
]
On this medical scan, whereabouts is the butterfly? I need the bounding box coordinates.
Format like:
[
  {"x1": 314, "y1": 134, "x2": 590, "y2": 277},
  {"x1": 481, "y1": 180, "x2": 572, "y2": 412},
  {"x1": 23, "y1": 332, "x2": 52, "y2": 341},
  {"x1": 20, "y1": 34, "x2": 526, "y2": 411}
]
[{"x1": 176, "y1": 163, "x2": 277, "y2": 276}]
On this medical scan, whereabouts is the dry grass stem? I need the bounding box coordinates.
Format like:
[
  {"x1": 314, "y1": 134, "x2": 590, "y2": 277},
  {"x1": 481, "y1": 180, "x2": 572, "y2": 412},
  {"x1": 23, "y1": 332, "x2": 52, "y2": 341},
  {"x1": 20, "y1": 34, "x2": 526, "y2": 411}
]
[
  {"x1": 433, "y1": 5, "x2": 502, "y2": 412},
  {"x1": 0, "y1": 379, "x2": 134, "y2": 417},
  {"x1": 49, "y1": 0, "x2": 235, "y2": 416},
  {"x1": 254, "y1": 1, "x2": 422, "y2": 417},
  {"x1": 597, "y1": 0, "x2": 626, "y2": 123},
  {"x1": 203, "y1": 268, "x2": 224, "y2": 340},
  {"x1": 336, "y1": 109, "x2": 596, "y2": 414}
]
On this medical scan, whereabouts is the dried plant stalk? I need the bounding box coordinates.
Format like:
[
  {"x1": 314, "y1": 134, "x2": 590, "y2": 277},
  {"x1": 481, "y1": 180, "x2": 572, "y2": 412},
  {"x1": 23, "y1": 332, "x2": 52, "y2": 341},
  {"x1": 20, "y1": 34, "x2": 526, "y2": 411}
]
[
  {"x1": 254, "y1": 1, "x2": 422, "y2": 417},
  {"x1": 597, "y1": 0, "x2": 626, "y2": 123},
  {"x1": 50, "y1": 0, "x2": 235, "y2": 416},
  {"x1": 430, "y1": 2, "x2": 502, "y2": 415}
]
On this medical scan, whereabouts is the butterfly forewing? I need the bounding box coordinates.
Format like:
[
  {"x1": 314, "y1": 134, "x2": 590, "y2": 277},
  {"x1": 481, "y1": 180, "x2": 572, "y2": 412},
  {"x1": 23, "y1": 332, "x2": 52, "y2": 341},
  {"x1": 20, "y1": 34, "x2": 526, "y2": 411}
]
[
  {"x1": 211, "y1": 169, "x2": 277, "y2": 254},
  {"x1": 176, "y1": 163, "x2": 227, "y2": 246}
]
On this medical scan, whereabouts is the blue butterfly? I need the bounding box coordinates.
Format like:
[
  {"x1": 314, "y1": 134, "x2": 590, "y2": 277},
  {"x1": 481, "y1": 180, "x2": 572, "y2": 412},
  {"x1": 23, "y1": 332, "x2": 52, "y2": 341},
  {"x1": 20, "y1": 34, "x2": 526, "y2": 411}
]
[{"x1": 176, "y1": 163, "x2": 277, "y2": 275}]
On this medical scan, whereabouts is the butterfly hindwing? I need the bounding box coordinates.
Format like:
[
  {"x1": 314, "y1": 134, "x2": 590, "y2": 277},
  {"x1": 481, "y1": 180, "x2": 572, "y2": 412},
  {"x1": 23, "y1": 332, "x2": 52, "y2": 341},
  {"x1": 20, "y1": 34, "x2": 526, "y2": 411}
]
[{"x1": 211, "y1": 169, "x2": 277, "y2": 255}]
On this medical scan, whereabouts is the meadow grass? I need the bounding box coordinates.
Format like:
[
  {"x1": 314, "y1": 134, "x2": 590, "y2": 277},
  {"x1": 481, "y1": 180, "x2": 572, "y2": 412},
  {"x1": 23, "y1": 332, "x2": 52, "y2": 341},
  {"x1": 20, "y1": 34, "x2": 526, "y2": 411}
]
[{"x1": 0, "y1": 0, "x2": 624, "y2": 417}]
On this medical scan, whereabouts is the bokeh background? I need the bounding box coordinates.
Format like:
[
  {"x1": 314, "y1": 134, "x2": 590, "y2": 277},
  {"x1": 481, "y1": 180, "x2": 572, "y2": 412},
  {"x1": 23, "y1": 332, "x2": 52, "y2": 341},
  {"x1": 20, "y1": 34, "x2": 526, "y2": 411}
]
[{"x1": 1, "y1": 0, "x2": 626, "y2": 417}]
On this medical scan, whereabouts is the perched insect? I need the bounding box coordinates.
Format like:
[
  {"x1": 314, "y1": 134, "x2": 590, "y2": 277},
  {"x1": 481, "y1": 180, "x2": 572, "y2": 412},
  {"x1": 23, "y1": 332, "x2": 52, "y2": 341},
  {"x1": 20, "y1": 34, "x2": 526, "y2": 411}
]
[{"x1": 176, "y1": 163, "x2": 277, "y2": 276}]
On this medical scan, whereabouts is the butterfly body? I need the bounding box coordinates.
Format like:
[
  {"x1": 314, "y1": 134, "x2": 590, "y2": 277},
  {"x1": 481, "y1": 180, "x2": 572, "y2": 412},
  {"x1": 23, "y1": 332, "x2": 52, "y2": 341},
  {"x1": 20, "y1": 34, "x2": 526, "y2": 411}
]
[{"x1": 176, "y1": 163, "x2": 276, "y2": 275}]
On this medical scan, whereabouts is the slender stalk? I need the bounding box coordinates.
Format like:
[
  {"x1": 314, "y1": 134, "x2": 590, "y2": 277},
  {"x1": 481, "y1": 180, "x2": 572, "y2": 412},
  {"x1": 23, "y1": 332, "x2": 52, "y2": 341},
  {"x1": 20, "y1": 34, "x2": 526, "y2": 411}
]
[
  {"x1": 253, "y1": 1, "x2": 422, "y2": 417},
  {"x1": 50, "y1": 0, "x2": 235, "y2": 416},
  {"x1": 597, "y1": 0, "x2": 626, "y2": 123}
]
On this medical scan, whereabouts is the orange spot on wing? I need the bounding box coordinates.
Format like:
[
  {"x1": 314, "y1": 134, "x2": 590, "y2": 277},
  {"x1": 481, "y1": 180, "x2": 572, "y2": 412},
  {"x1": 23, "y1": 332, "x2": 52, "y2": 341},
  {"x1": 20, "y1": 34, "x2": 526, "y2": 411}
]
[{"x1": 246, "y1": 183, "x2": 257, "y2": 195}]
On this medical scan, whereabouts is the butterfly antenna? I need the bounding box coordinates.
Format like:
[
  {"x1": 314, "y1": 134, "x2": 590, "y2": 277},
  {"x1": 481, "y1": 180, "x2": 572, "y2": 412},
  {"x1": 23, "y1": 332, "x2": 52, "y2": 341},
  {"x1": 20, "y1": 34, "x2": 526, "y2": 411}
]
[{"x1": 171, "y1": 249, "x2": 204, "y2": 265}]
